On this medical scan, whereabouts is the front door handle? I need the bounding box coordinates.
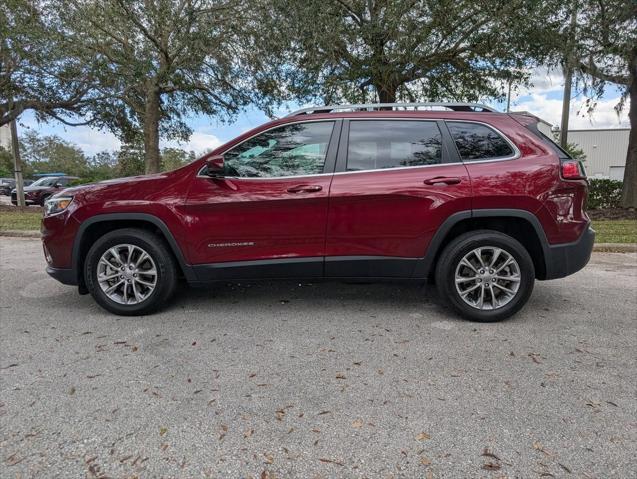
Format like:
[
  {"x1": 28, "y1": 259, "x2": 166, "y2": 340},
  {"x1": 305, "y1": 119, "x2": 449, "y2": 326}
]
[
  {"x1": 423, "y1": 176, "x2": 461, "y2": 186},
  {"x1": 287, "y1": 184, "x2": 323, "y2": 193}
]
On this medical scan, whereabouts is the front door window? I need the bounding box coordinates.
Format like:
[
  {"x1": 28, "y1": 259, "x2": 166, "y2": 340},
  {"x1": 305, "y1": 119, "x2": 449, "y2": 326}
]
[{"x1": 224, "y1": 121, "x2": 335, "y2": 178}]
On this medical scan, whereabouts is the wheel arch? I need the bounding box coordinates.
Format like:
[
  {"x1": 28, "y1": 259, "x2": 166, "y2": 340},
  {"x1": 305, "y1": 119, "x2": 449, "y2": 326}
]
[
  {"x1": 72, "y1": 213, "x2": 195, "y2": 290},
  {"x1": 415, "y1": 209, "x2": 550, "y2": 280}
]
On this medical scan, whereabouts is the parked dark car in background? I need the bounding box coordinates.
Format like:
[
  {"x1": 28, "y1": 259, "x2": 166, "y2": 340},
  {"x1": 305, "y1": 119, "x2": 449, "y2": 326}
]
[
  {"x1": 12, "y1": 176, "x2": 79, "y2": 206},
  {"x1": 0, "y1": 178, "x2": 16, "y2": 196}
]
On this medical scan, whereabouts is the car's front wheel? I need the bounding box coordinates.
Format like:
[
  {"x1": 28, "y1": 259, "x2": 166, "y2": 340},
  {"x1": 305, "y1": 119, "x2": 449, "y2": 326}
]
[
  {"x1": 435, "y1": 230, "x2": 535, "y2": 322},
  {"x1": 84, "y1": 228, "x2": 177, "y2": 315}
]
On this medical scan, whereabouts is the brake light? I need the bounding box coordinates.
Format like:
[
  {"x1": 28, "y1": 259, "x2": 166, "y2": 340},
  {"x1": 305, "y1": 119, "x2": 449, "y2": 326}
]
[{"x1": 561, "y1": 160, "x2": 586, "y2": 180}]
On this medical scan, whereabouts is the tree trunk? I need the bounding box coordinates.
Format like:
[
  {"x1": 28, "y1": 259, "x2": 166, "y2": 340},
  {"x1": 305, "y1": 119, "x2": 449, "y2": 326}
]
[
  {"x1": 10, "y1": 120, "x2": 25, "y2": 208},
  {"x1": 560, "y1": 65, "x2": 573, "y2": 148},
  {"x1": 620, "y1": 70, "x2": 636, "y2": 208},
  {"x1": 143, "y1": 88, "x2": 161, "y2": 174},
  {"x1": 377, "y1": 85, "x2": 397, "y2": 104}
]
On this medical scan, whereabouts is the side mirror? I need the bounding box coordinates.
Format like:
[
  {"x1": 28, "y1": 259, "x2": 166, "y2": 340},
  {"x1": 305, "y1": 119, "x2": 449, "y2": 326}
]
[
  {"x1": 205, "y1": 155, "x2": 225, "y2": 178},
  {"x1": 54, "y1": 183, "x2": 63, "y2": 188}
]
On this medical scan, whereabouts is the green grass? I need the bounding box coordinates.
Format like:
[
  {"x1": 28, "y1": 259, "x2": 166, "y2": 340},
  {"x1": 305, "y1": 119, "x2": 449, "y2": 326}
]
[
  {"x1": 591, "y1": 220, "x2": 637, "y2": 244},
  {"x1": 0, "y1": 208, "x2": 635, "y2": 244},
  {"x1": 0, "y1": 209, "x2": 42, "y2": 231}
]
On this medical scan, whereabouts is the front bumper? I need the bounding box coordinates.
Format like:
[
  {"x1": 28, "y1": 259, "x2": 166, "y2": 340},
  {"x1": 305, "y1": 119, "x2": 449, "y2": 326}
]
[
  {"x1": 543, "y1": 226, "x2": 595, "y2": 280},
  {"x1": 46, "y1": 266, "x2": 78, "y2": 285}
]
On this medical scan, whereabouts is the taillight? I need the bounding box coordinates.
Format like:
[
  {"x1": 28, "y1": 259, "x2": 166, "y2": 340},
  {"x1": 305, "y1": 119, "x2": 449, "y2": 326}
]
[{"x1": 561, "y1": 160, "x2": 586, "y2": 180}]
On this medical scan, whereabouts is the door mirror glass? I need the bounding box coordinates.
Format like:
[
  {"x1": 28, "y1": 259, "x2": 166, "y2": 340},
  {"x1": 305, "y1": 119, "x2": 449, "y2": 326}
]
[{"x1": 205, "y1": 155, "x2": 225, "y2": 177}]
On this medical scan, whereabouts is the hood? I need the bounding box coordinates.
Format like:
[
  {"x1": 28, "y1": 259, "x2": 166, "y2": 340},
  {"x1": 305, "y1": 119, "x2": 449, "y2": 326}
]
[{"x1": 58, "y1": 172, "x2": 169, "y2": 198}]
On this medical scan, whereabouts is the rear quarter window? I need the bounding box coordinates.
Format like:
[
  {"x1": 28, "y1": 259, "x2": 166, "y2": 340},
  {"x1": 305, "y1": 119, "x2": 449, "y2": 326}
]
[{"x1": 447, "y1": 122, "x2": 515, "y2": 161}]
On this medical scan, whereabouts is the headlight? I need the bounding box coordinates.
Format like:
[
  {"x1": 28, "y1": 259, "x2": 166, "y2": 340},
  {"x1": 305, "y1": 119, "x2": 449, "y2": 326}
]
[{"x1": 44, "y1": 196, "x2": 73, "y2": 216}]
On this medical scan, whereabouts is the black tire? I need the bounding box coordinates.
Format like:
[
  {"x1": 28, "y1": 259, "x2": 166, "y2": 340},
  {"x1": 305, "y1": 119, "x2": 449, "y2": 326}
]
[
  {"x1": 435, "y1": 230, "x2": 535, "y2": 322},
  {"x1": 84, "y1": 228, "x2": 178, "y2": 315}
]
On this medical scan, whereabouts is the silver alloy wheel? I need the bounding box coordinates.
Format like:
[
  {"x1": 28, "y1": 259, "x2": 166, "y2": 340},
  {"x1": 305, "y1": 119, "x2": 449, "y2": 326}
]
[
  {"x1": 454, "y1": 246, "x2": 521, "y2": 310},
  {"x1": 96, "y1": 244, "x2": 157, "y2": 305}
]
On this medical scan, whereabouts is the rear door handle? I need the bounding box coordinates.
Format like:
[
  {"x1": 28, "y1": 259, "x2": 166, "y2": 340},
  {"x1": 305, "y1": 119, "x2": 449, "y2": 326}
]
[
  {"x1": 423, "y1": 176, "x2": 461, "y2": 185},
  {"x1": 287, "y1": 184, "x2": 323, "y2": 193}
]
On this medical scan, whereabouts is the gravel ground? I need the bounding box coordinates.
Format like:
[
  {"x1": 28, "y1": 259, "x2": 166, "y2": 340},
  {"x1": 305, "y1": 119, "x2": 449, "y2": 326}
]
[{"x1": 1, "y1": 237, "x2": 636, "y2": 478}]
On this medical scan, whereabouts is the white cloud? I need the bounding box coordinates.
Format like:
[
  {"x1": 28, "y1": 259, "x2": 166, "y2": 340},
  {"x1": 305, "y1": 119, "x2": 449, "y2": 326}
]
[
  {"x1": 163, "y1": 131, "x2": 223, "y2": 155},
  {"x1": 512, "y1": 93, "x2": 629, "y2": 129},
  {"x1": 525, "y1": 67, "x2": 565, "y2": 95},
  {"x1": 18, "y1": 118, "x2": 122, "y2": 155},
  {"x1": 501, "y1": 66, "x2": 630, "y2": 129}
]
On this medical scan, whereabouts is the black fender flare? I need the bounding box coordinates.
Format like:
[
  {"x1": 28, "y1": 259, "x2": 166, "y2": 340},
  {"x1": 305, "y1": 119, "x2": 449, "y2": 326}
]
[
  {"x1": 71, "y1": 213, "x2": 196, "y2": 283},
  {"x1": 412, "y1": 208, "x2": 550, "y2": 278}
]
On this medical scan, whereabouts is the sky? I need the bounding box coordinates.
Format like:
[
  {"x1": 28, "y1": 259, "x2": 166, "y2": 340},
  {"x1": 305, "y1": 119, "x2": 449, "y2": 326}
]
[{"x1": 17, "y1": 67, "x2": 631, "y2": 157}]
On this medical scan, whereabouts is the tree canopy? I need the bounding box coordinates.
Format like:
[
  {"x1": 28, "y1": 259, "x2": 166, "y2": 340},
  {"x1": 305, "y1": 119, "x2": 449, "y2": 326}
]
[
  {"x1": 0, "y1": 0, "x2": 102, "y2": 126},
  {"x1": 267, "y1": 0, "x2": 557, "y2": 104}
]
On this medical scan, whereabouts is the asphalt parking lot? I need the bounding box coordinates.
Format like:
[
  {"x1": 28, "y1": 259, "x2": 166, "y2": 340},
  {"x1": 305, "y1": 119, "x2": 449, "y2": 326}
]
[{"x1": 1, "y1": 237, "x2": 636, "y2": 478}]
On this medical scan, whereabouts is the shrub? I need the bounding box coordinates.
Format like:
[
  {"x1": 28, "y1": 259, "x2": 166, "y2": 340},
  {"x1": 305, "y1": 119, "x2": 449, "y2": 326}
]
[{"x1": 587, "y1": 178, "x2": 623, "y2": 209}]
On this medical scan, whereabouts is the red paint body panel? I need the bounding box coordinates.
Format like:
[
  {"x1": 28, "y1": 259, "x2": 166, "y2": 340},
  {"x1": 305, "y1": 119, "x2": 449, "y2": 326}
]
[
  {"x1": 326, "y1": 164, "x2": 471, "y2": 257},
  {"x1": 182, "y1": 175, "x2": 332, "y2": 263},
  {"x1": 41, "y1": 109, "x2": 591, "y2": 277}
]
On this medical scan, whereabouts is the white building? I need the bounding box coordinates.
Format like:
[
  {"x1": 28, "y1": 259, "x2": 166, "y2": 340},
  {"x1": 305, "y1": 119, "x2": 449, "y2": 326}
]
[
  {"x1": 568, "y1": 129, "x2": 629, "y2": 180},
  {"x1": 535, "y1": 119, "x2": 628, "y2": 180},
  {"x1": 0, "y1": 124, "x2": 10, "y2": 150}
]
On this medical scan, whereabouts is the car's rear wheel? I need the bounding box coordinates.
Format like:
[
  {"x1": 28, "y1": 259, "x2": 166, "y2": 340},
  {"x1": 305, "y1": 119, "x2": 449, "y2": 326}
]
[
  {"x1": 435, "y1": 230, "x2": 535, "y2": 322},
  {"x1": 84, "y1": 228, "x2": 177, "y2": 315}
]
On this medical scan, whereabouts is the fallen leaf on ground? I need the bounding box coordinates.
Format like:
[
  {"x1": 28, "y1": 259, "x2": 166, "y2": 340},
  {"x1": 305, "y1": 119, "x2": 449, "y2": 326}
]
[
  {"x1": 559, "y1": 463, "x2": 572, "y2": 473},
  {"x1": 244, "y1": 429, "x2": 254, "y2": 438},
  {"x1": 159, "y1": 427, "x2": 167, "y2": 436},
  {"x1": 264, "y1": 453, "x2": 274, "y2": 464},
  {"x1": 420, "y1": 456, "x2": 432, "y2": 465},
  {"x1": 482, "y1": 462, "x2": 501, "y2": 471},
  {"x1": 335, "y1": 373, "x2": 346, "y2": 379},
  {"x1": 532, "y1": 441, "x2": 552, "y2": 456},
  {"x1": 352, "y1": 419, "x2": 364, "y2": 428},
  {"x1": 481, "y1": 448, "x2": 500, "y2": 460},
  {"x1": 416, "y1": 432, "x2": 431, "y2": 441},
  {"x1": 5, "y1": 453, "x2": 23, "y2": 466}
]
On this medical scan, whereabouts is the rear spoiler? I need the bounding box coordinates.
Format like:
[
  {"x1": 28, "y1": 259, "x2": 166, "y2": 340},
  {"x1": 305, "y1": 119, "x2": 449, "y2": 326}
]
[{"x1": 508, "y1": 111, "x2": 544, "y2": 127}]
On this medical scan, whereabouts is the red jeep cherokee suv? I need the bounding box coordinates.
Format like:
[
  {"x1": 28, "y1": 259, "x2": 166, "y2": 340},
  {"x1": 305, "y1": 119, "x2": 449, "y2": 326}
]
[{"x1": 41, "y1": 103, "x2": 594, "y2": 321}]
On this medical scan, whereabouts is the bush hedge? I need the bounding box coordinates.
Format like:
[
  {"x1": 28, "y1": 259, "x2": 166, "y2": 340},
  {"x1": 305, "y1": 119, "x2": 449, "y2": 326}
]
[{"x1": 587, "y1": 178, "x2": 623, "y2": 209}]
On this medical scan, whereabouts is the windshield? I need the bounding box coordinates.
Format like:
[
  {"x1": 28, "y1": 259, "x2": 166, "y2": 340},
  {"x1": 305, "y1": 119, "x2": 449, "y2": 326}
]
[{"x1": 31, "y1": 177, "x2": 59, "y2": 187}]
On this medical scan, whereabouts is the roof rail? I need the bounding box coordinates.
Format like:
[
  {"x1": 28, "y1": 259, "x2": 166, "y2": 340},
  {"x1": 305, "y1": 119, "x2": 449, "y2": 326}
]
[{"x1": 286, "y1": 102, "x2": 498, "y2": 117}]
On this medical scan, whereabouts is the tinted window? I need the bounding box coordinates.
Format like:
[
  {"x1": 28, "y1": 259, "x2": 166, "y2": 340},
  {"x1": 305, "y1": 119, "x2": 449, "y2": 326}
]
[
  {"x1": 347, "y1": 120, "x2": 442, "y2": 171},
  {"x1": 448, "y1": 122, "x2": 514, "y2": 160},
  {"x1": 224, "y1": 122, "x2": 334, "y2": 178}
]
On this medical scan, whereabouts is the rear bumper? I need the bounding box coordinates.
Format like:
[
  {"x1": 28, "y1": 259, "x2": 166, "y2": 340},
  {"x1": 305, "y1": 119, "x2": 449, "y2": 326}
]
[
  {"x1": 46, "y1": 266, "x2": 78, "y2": 285},
  {"x1": 543, "y1": 226, "x2": 595, "y2": 280}
]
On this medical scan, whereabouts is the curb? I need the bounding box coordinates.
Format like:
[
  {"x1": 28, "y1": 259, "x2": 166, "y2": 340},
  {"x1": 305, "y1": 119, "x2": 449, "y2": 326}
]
[
  {"x1": 0, "y1": 230, "x2": 635, "y2": 252},
  {"x1": 592, "y1": 243, "x2": 637, "y2": 253},
  {"x1": 0, "y1": 230, "x2": 41, "y2": 238}
]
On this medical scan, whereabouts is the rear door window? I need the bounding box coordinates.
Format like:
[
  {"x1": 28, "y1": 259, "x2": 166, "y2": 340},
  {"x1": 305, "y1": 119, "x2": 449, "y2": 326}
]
[
  {"x1": 347, "y1": 120, "x2": 442, "y2": 171},
  {"x1": 447, "y1": 122, "x2": 514, "y2": 161}
]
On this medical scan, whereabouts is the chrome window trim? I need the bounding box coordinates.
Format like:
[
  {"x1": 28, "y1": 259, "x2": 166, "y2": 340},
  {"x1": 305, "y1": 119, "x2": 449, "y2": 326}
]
[
  {"x1": 196, "y1": 119, "x2": 337, "y2": 180},
  {"x1": 196, "y1": 118, "x2": 520, "y2": 180}
]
